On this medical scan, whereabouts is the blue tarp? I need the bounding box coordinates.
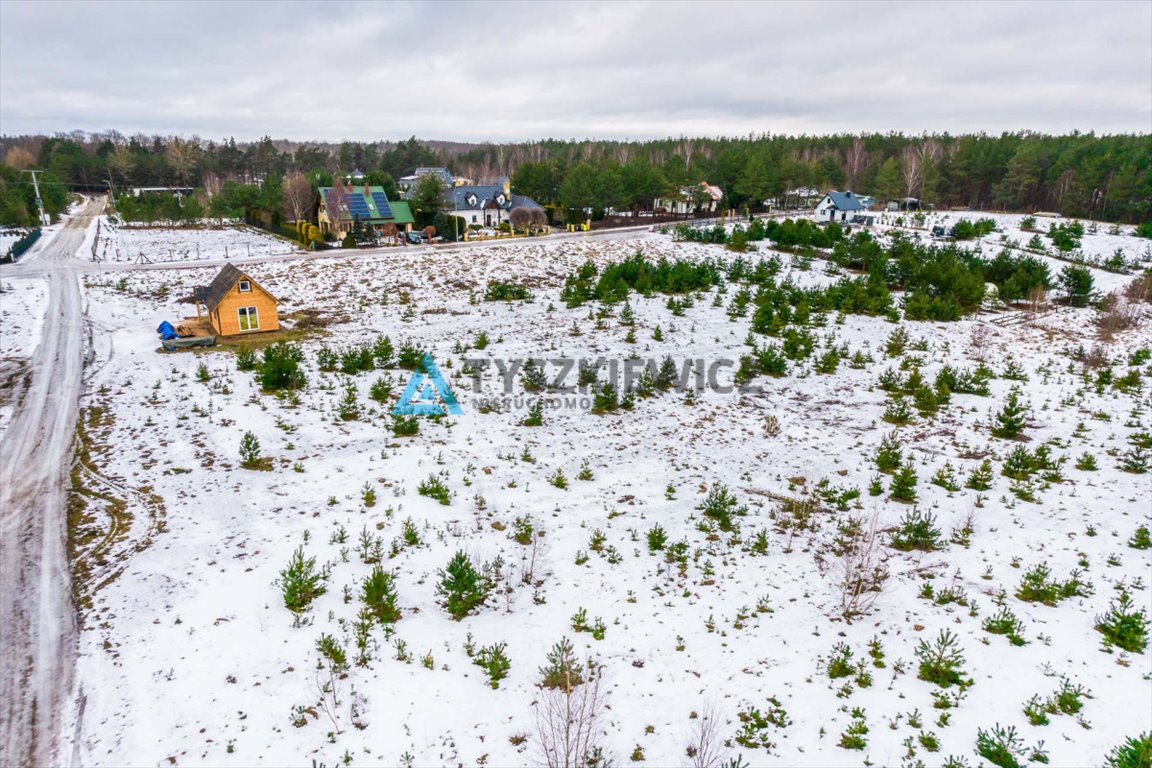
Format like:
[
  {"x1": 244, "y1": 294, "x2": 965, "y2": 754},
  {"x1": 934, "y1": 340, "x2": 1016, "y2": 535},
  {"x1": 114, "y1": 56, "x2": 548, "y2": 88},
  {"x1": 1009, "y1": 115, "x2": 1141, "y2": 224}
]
[{"x1": 157, "y1": 321, "x2": 178, "y2": 340}]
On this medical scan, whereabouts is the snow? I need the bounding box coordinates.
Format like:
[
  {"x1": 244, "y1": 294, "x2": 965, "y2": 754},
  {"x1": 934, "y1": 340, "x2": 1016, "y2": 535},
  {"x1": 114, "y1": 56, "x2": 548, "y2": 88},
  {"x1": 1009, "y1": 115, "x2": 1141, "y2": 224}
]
[
  {"x1": 90, "y1": 219, "x2": 302, "y2": 264},
  {"x1": 0, "y1": 277, "x2": 48, "y2": 439},
  {"x1": 48, "y1": 223, "x2": 1152, "y2": 766}
]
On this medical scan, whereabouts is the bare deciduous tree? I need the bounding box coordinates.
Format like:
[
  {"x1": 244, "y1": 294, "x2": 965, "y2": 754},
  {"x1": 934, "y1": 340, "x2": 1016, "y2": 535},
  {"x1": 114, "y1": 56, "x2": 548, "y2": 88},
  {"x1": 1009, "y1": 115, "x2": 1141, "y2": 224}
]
[
  {"x1": 510, "y1": 206, "x2": 533, "y2": 234},
  {"x1": 836, "y1": 508, "x2": 889, "y2": 620},
  {"x1": 968, "y1": 324, "x2": 991, "y2": 362},
  {"x1": 201, "y1": 172, "x2": 223, "y2": 200},
  {"x1": 107, "y1": 144, "x2": 134, "y2": 185},
  {"x1": 534, "y1": 659, "x2": 610, "y2": 768},
  {"x1": 530, "y1": 208, "x2": 550, "y2": 232},
  {"x1": 685, "y1": 702, "x2": 728, "y2": 768},
  {"x1": 166, "y1": 137, "x2": 198, "y2": 186},
  {"x1": 282, "y1": 170, "x2": 313, "y2": 223},
  {"x1": 844, "y1": 138, "x2": 868, "y2": 191},
  {"x1": 325, "y1": 182, "x2": 350, "y2": 236},
  {"x1": 4, "y1": 146, "x2": 35, "y2": 171}
]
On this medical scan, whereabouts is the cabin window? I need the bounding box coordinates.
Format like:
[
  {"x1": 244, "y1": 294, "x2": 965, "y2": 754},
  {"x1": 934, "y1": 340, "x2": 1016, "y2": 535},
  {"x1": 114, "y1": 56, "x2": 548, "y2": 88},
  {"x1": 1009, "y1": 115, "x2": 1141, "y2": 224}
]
[
  {"x1": 238, "y1": 280, "x2": 251, "y2": 292},
  {"x1": 238, "y1": 306, "x2": 259, "y2": 331}
]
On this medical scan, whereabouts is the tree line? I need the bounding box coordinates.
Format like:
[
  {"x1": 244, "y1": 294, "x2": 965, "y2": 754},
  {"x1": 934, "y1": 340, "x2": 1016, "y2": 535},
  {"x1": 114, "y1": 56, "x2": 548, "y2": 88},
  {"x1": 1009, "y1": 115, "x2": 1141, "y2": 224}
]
[{"x1": 0, "y1": 130, "x2": 1148, "y2": 228}]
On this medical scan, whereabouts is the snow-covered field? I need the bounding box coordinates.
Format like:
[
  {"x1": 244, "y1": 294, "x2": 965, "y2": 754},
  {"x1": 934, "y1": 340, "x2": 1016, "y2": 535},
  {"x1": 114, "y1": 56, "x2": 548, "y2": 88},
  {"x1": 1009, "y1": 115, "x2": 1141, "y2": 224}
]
[
  {"x1": 877, "y1": 211, "x2": 1152, "y2": 294},
  {"x1": 0, "y1": 277, "x2": 48, "y2": 437},
  {"x1": 91, "y1": 219, "x2": 301, "y2": 263},
  {"x1": 57, "y1": 223, "x2": 1152, "y2": 767}
]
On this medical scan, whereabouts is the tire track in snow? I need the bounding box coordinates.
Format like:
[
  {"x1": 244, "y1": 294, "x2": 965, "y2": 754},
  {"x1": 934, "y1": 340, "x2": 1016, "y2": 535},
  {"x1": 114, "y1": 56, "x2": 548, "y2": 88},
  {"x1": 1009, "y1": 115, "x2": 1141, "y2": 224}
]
[{"x1": 0, "y1": 199, "x2": 101, "y2": 767}]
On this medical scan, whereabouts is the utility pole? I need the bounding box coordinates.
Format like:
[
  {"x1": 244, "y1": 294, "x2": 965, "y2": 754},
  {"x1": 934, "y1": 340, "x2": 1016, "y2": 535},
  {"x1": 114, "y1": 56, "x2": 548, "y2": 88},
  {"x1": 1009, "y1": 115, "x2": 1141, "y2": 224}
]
[{"x1": 21, "y1": 169, "x2": 49, "y2": 226}]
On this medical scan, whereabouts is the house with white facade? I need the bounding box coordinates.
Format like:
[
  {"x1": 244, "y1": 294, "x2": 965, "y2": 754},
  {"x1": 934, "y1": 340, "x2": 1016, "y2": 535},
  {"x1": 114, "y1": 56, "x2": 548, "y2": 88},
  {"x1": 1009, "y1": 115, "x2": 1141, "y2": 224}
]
[
  {"x1": 815, "y1": 190, "x2": 866, "y2": 223},
  {"x1": 446, "y1": 177, "x2": 545, "y2": 227},
  {"x1": 654, "y1": 182, "x2": 724, "y2": 216}
]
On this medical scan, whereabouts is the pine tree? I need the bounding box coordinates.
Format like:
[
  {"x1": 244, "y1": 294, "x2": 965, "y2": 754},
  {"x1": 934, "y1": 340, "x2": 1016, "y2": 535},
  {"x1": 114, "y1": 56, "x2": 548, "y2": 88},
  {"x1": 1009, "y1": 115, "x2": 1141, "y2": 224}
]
[
  {"x1": 966, "y1": 458, "x2": 994, "y2": 490},
  {"x1": 361, "y1": 565, "x2": 401, "y2": 623},
  {"x1": 239, "y1": 431, "x2": 262, "y2": 468},
  {"x1": 437, "y1": 551, "x2": 490, "y2": 620},
  {"x1": 619, "y1": 301, "x2": 636, "y2": 326},
  {"x1": 889, "y1": 460, "x2": 918, "y2": 502},
  {"x1": 280, "y1": 546, "x2": 327, "y2": 613},
  {"x1": 539, "y1": 637, "x2": 584, "y2": 690},
  {"x1": 592, "y1": 381, "x2": 618, "y2": 414},
  {"x1": 992, "y1": 387, "x2": 1028, "y2": 439},
  {"x1": 876, "y1": 431, "x2": 903, "y2": 474},
  {"x1": 522, "y1": 400, "x2": 544, "y2": 426},
  {"x1": 636, "y1": 367, "x2": 656, "y2": 397},
  {"x1": 521, "y1": 358, "x2": 547, "y2": 391},
  {"x1": 655, "y1": 355, "x2": 678, "y2": 391}
]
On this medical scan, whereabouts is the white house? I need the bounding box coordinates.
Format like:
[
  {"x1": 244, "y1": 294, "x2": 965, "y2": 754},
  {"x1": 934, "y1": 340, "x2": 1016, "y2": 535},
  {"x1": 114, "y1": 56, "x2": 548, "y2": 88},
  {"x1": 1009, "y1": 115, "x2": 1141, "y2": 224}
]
[
  {"x1": 654, "y1": 182, "x2": 724, "y2": 216},
  {"x1": 815, "y1": 190, "x2": 866, "y2": 223}
]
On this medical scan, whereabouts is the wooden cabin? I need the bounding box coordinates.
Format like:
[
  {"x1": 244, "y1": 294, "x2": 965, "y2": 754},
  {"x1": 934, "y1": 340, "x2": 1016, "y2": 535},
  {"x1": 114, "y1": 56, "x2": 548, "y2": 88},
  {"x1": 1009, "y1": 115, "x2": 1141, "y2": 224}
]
[{"x1": 195, "y1": 263, "x2": 279, "y2": 336}]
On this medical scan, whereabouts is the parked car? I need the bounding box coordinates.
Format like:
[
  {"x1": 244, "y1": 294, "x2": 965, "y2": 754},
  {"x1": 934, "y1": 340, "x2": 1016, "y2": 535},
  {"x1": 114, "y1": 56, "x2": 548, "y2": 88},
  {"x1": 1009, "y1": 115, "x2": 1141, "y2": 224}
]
[{"x1": 405, "y1": 231, "x2": 423, "y2": 244}]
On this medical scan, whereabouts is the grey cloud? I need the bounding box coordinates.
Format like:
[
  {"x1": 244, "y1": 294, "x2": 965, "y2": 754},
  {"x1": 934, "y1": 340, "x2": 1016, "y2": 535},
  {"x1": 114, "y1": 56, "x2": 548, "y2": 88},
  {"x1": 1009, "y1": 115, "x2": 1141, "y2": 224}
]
[{"x1": 1, "y1": 0, "x2": 1147, "y2": 141}]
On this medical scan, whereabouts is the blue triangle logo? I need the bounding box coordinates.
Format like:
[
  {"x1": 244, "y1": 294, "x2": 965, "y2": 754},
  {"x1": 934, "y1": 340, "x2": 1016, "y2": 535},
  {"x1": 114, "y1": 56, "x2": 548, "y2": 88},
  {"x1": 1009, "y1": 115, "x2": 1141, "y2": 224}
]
[{"x1": 393, "y1": 355, "x2": 463, "y2": 416}]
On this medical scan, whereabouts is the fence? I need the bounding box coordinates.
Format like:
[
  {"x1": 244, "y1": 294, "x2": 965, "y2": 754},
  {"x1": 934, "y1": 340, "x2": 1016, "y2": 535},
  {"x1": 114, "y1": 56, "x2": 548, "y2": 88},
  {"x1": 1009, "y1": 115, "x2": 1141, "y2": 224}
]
[{"x1": 1, "y1": 228, "x2": 42, "y2": 264}]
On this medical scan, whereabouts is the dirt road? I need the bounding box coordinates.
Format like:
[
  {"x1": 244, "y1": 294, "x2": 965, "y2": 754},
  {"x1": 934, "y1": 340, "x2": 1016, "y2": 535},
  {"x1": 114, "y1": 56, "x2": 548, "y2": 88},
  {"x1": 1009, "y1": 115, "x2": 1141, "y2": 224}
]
[{"x1": 0, "y1": 199, "x2": 101, "y2": 767}]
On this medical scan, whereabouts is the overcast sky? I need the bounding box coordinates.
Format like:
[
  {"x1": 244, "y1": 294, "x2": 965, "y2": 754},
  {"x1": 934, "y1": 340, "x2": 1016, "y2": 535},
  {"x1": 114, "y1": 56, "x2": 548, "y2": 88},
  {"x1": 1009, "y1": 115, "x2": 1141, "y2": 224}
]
[{"x1": 1, "y1": 1, "x2": 1149, "y2": 143}]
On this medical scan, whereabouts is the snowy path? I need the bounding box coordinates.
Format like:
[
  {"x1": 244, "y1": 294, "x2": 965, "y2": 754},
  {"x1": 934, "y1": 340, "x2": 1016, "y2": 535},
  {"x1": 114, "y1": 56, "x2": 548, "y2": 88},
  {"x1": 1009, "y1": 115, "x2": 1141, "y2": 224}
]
[{"x1": 0, "y1": 198, "x2": 101, "y2": 767}]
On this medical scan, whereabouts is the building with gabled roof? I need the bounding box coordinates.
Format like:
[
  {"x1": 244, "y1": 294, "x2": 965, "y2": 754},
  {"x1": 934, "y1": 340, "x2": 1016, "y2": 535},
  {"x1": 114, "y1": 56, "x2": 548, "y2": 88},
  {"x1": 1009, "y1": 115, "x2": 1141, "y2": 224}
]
[
  {"x1": 397, "y1": 167, "x2": 457, "y2": 197},
  {"x1": 194, "y1": 263, "x2": 280, "y2": 336},
  {"x1": 815, "y1": 190, "x2": 866, "y2": 223},
  {"x1": 317, "y1": 183, "x2": 414, "y2": 238}
]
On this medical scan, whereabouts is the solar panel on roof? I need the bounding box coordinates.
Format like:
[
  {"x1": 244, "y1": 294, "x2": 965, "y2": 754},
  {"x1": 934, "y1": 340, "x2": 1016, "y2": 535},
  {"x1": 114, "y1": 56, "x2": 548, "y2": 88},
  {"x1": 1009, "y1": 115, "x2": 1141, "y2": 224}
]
[{"x1": 371, "y1": 192, "x2": 393, "y2": 218}]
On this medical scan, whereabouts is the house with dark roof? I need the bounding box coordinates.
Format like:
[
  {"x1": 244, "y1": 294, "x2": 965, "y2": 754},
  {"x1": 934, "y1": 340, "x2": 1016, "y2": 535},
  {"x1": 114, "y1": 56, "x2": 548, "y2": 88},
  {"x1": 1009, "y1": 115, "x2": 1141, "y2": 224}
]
[
  {"x1": 194, "y1": 263, "x2": 279, "y2": 336},
  {"x1": 446, "y1": 178, "x2": 545, "y2": 228},
  {"x1": 397, "y1": 167, "x2": 457, "y2": 196},
  {"x1": 317, "y1": 183, "x2": 414, "y2": 238},
  {"x1": 815, "y1": 190, "x2": 866, "y2": 223}
]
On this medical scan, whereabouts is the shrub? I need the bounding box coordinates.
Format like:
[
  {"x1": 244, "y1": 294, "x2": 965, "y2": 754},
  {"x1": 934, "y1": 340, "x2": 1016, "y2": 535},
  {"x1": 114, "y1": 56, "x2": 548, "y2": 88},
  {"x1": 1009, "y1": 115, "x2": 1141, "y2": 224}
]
[
  {"x1": 239, "y1": 431, "x2": 263, "y2": 469},
  {"x1": 696, "y1": 484, "x2": 747, "y2": 532},
  {"x1": 966, "y1": 459, "x2": 994, "y2": 490},
  {"x1": 975, "y1": 724, "x2": 1024, "y2": 768},
  {"x1": 361, "y1": 566, "x2": 401, "y2": 624},
  {"x1": 915, "y1": 629, "x2": 969, "y2": 688},
  {"x1": 484, "y1": 281, "x2": 533, "y2": 301},
  {"x1": 369, "y1": 376, "x2": 393, "y2": 403},
  {"x1": 539, "y1": 637, "x2": 584, "y2": 689},
  {"x1": 235, "y1": 347, "x2": 258, "y2": 371},
  {"x1": 522, "y1": 401, "x2": 544, "y2": 426},
  {"x1": 827, "y1": 642, "x2": 854, "y2": 679},
  {"x1": 1095, "y1": 592, "x2": 1149, "y2": 653},
  {"x1": 1129, "y1": 526, "x2": 1151, "y2": 550},
  {"x1": 883, "y1": 396, "x2": 914, "y2": 425},
  {"x1": 391, "y1": 413, "x2": 419, "y2": 437},
  {"x1": 1016, "y1": 563, "x2": 1091, "y2": 605},
  {"x1": 418, "y1": 474, "x2": 452, "y2": 505},
  {"x1": 983, "y1": 605, "x2": 1027, "y2": 646},
  {"x1": 591, "y1": 382, "x2": 618, "y2": 414},
  {"x1": 876, "y1": 432, "x2": 903, "y2": 474},
  {"x1": 888, "y1": 461, "x2": 919, "y2": 503},
  {"x1": 437, "y1": 550, "x2": 491, "y2": 620},
  {"x1": 646, "y1": 525, "x2": 667, "y2": 552},
  {"x1": 991, "y1": 388, "x2": 1027, "y2": 439},
  {"x1": 1104, "y1": 733, "x2": 1152, "y2": 768},
  {"x1": 259, "y1": 342, "x2": 306, "y2": 390},
  {"x1": 890, "y1": 509, "x2": 941, "y2": 551},
  {"x1": 473, "y1": 642, "x2": 511, "y2": 688},
  {"x1": 280, "y1": 546, "x2": 327, "y2": 613}
]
